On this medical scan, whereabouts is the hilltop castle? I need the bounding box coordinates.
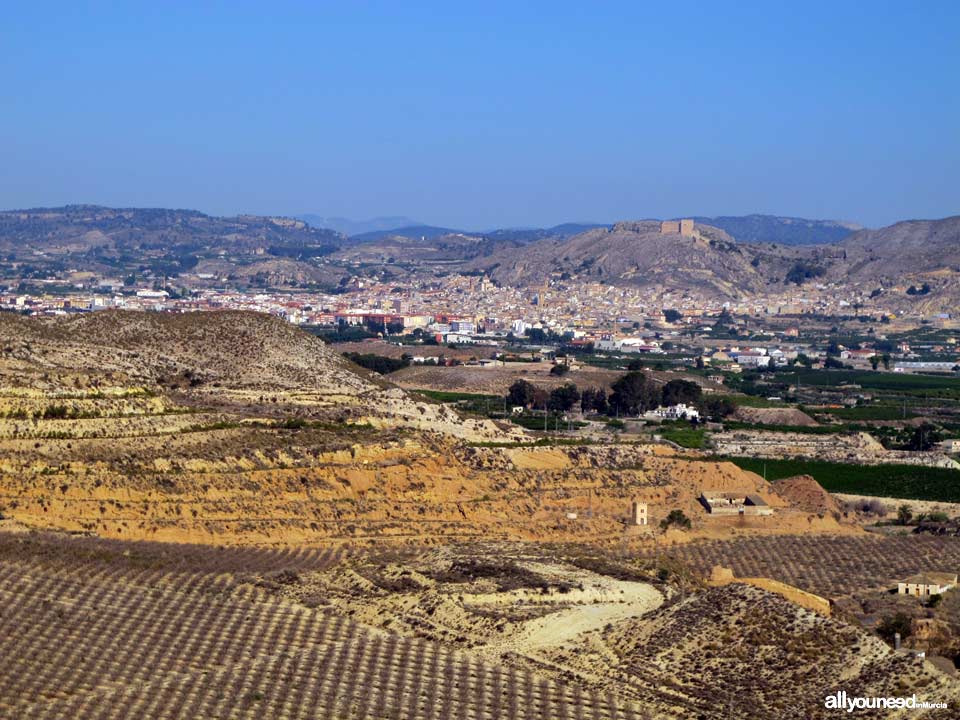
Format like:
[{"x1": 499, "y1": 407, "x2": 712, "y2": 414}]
[{"x1": 660, "y1": 219, "x2": 696, "y2": 237}]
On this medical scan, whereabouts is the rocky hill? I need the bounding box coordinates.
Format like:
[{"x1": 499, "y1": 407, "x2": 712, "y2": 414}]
[
  {"x1": 0, "y1": 205, "x2": 346, "y2": 287},
  {"x1": 475, "y1": 220, "x2": 801, "y2": 296},
  {"x1": 811, "y1": 216, "x2": 960, "y2": 312},
  {"x1": 472, "y1": 215, "x2": 960, "y2": 305},
  {"x1": 0, "y1": 310, "x2": 515, "y2": 438},
  {"x1": 337, "y1": 223, "x2": 609, "y2": 265},
  {"x1": 837, "y1": 216, "x2": 960, "y2": 280},
  {"x1": 332, "y1": 229, "x2": 516, "y2": 264},
  {"x1": 0, "y1": 309, "x2": 369, "y2": 393}
]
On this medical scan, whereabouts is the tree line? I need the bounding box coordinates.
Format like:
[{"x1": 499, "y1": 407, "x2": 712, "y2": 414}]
[{"x1": 506, "y1": 371, "x2": 735, "y2": 419}]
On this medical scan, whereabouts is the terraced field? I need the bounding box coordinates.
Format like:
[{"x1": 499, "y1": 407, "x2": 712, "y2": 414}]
[{"x1": 0, "y1": 532, "x2": 645, "y2": 720}]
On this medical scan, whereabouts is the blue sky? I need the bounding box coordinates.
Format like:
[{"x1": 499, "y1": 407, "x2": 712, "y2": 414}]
[{"x1": 2, "y1": 2, "x2": 957, "y2": 229}]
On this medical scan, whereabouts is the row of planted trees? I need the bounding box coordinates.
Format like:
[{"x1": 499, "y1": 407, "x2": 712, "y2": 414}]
[{"x1": 505, "y1": 371, "x2": 736, "y2": 419}]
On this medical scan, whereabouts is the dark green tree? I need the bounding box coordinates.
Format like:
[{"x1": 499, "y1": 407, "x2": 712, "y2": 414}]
[
  {"x1": 877, "y1": 613, "x2": 912, "y2": 645},
  {"x1": 661, "y1": 379, "x2": 702, "y2": 406},
  {"x1": 548, "y1": 383, "x2": 580, "y2": 412},
  {"x1": 506, "y1": 379, "x2": 538, "y2": 408},
  {"x1": 580, "y1": 386, "x2": 609, "y2": 414},
  {"x1": 609, "y1": 371, "x2": 659, "y2": 415},
  {"x1": 907, "y1": 423, "x2": 942, "y2": 451},
  {"x1": 699, "y1": 397, "x2": 736, "y2": 420}
]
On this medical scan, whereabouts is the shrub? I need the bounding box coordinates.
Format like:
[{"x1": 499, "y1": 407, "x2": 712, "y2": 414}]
[
  {"x1": 342, "y1": 352, "x2": 409, "y2": 374},
  {"x1": 660, "y1": 509, "x2": 692, "y2": 530},
  {"x1": 877, "y1": 613, "x2": 912, "y2": 645}
]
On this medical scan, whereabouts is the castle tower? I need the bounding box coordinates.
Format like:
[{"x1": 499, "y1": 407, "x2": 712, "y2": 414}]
[
  {"x1": 660, "y1": 219, "x2": 696, "y2": 237},
  {"x1": 631, "y1": 501, "x2": 648, "y2": 526}
]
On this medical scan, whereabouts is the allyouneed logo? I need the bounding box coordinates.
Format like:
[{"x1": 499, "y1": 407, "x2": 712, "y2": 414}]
[{"x1": 825, "y1": 691, "x2": 948, "y2": 713}]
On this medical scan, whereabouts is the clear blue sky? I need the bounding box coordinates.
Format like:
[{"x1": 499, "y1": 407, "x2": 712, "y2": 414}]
[{"x1": 2, "y1": 2, "x2": 957, "y2": 229}]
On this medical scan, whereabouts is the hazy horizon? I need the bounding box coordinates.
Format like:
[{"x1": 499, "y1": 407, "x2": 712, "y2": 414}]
[
  {"x1": 2, "y1": 2, "x2": 957, "y2": 229},
  {"x1": 0, "y1": 204, "x2": 881, "y2": 233}
]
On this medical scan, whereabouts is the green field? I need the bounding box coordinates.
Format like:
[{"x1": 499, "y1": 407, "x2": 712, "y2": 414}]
[
  {"x1": 660, "y1": 426, "x2": 706, "y2": 449},
  {"x1": 776, "y1": 369, "x2": 960, "y2": 397},
  {"x1": 726, "y1": 457, "x2": 960, "y2": 503},
  {"x1": 814, "y1": 405, "x2": 918, "y2": 421}
]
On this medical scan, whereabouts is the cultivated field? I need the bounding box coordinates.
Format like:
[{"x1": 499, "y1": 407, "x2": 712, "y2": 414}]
[
  {"x1": 652, "y1": 534, "x2": 960, "y2": 598},
  {"x1": 728, "y1": 457, "x2": 960, "y2": 503},
  {"x1": 0, "y1": 532, "x2": 646, "y2": 720}
]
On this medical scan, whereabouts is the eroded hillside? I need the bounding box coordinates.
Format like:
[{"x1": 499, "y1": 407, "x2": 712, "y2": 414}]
[{"x1": 0, "y1": 310, "x2": 853, "y2": 547}]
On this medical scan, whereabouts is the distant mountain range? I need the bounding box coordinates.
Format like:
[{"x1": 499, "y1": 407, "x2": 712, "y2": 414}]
[
  {"x1": 688, "y1": 215, "x2": 863, "y2": 246},
  {"x1": 3, "y1": 205, "x2": 958, "y2": 310},
  {"x1": 297, "y1": 215, "x2": 420, "y2": 237},
  {"x1": 0, "y1": 205, "x2": 347, "y2": 289},
  {"x1": 348, "y1": 225, "x2": 468, "y2": 244},
  {"x1": 0, "y1": 205, "x2": 344, "y2": 256},
  {"x1": 344, "y1": 222, "x2": 609, "y2": 245},
  {"x1": 298, "y1": 214, "x2": 858, "y2": 245}
]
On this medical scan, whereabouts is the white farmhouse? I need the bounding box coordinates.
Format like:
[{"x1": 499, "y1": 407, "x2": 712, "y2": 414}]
[
  {"x1": 898, "y1": 572, "x2": 957, "y2": 598},
  {"x1": 645, "y1": 403, "x2": 700, "y2": 421}
]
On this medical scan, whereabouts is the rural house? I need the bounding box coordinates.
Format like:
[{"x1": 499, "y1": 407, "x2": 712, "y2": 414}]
[{"x1": 897, "y1": 572, "x2": 957, "y2": 598}]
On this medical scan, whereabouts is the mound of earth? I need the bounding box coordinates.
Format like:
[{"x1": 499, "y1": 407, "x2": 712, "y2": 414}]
[
  {"x1": 773, "y1": 475, "x2": 842, "y2": 516},
  {"x1": 0, "y1": 309, "x2": 373, "y2": 393},
  {"x1": 0, "y1": 310, "x2": 521, "y2": 441},
  {"x1": 732, "y1": 406, "x2": 818, "y2": 426},
  {"x1": 601, "y1": 583, "x2": 958, "y2": 718}
]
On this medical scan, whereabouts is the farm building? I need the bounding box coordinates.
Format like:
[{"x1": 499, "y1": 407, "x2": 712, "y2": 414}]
[
  {"x1": 700, "y1": 492, "x2": 773, "y2": 517},
  {"x1": 645, "y1": 403, "x2": 700, "y2": 421},
  {"x1": 897, "y1": 572, "x2": 957, "y2": 598}
]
